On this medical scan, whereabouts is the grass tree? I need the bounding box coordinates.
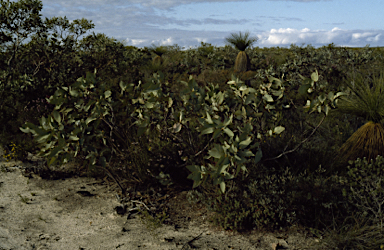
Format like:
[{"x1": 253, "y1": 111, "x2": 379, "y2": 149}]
[
  {"x1": 335, "y1": 72, "x2": 384, "y2": 167},
  {"x1": 149, "y1": 45, "x2": 169, "y2": 66},
  {"x1": 225, "y1": 31, "x2": 257, "y2": 72}
]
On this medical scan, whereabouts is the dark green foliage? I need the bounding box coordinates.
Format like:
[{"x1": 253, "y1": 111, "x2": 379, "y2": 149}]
[
  {"x1": 343, "y1": 156, "x2": 384, "y2": 225},
  {"x1": 188, "y1": 165, "x2": 348, "y2": 232},
  {"x1": 0, "y1": 0, "x2": 95, "y2": 149}
]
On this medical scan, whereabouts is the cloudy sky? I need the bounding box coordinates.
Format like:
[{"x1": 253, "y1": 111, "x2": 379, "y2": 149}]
[{"x1": 40, "y1": 0, "x2": 384, "y2": 48}]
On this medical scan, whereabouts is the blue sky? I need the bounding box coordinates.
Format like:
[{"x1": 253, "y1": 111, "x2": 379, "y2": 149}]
[{"x1": 40, "y1": 0, "x2": 384, "y2": 48}]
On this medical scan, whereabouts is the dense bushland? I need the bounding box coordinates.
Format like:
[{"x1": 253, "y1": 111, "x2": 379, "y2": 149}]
[{"x1": 3, "y1": 0, "x2": 384, "y2": 247}]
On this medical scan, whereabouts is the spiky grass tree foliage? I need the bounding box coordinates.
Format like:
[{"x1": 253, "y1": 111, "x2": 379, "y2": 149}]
[
  {"x1": 150, "y1": 45, "x2": 168, "y2": 66},
  {"x1": 335, "y1": 72, "x2": 384, "y2": 166},
  {"x1": 225, "y1": 31, "x2": 257, "y2": 72}
]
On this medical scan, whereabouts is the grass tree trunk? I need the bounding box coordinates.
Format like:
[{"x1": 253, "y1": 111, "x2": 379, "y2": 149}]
[
  {"x1": 337, "y1": 121, "x2": 384, "y2": 166},
  {"x1": 152, "y1": 55, "x2": 163, "y2": 66},
  {"x1": 234, "y1": 51, "x2": 249, "y2": 73}
]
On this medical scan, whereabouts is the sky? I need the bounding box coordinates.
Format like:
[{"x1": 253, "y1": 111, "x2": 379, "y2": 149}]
[{"x1": 39, "y1": 0, "x2": 384, "y2": 48}]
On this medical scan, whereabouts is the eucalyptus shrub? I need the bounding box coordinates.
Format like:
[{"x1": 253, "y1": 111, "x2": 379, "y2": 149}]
[{"x1": 20, "y1": 67, "x2": 345, "y2": 193}]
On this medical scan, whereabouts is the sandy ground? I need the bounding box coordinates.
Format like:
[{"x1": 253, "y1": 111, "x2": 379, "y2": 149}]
[{"x1": 0, "y1": 157, "x2": 319, "y2": 250}]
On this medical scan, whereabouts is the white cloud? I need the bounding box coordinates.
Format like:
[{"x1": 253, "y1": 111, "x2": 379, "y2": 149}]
[
  {"x1": 331, "y1": 27, "x2": 342, "y2": 32},
  {"x1": 159, "y1": 37, "x2": 174, "y2": 45},
  {"x1": 125, "y1": 38, "x2": 149, "y2": 46},
  {"x1": 256, "y1": 27, "x2": 384, "y2": 47}
]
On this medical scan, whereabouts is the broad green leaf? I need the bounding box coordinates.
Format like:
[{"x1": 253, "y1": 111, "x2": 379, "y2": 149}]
[
  {"x1": 36, "y1": 133, "x2": 51, "y2": 143},
  {"x1": 68, "y1": 135, "x2": 79, "y2": 141},
  {"x1": 85, "y1": 117, "x2": 97, "y2": 125},
  {"x1": 216, "y1": 92, "x2": 224, "y2": 105},
  {"x1": 172, "y1": 123, "x2": 182, "y2": 133},
  {"x1": 145, "y1": 102, "x2": 155, "y2": 108},
  {"x1": 119, "y1": 81, "x2": 128, "y2": 92},
  {"x1": 208, "y1": 145, "x2": 224, "y2": 159},
  {"x1": 265, "y1": 104, "x2": 275, "y2": 110},
  {"x1": 69, "y1": 88, "x2": 79, "y2": 97},
  {"x1": 53, "y1": 110, "x2": 61, "y2": 123},
  {"x1": 206, "y1": 112, "x2": 213, "y2": 124},
  {"x1": 186, "y1": 165, "x2": 202, "y2": 172},
  {"x1": 274, "y1": 126, "x2": 285, "y2": 134},
  {"x1": 229, "y1": 143, "x2": 238, "y2": 154},
  {"x1": 168, "y1": 97, "x2": 173, "y2": 108},
  {"x1": 19, "y1": 126, "x2": 31, "y2": 133},
  {"x1": 311, "y1": 70, "x2": 319, "y2": 82},
  {"x1": 219, "y1": 181, "x2": 226, "y2": 193},
  {"x1": 104, "y1": 90, "x2": 112, "y2": 98},
  {"x1": 234, "y1": 154, "x2": 243, "y2": 162},
  {"x1": 179, "y1": 110, "x2": 184, "y2": 122},
  {"x1": 201, "y1": 127, "x2": 215, "y2": 135},
  {"x1": 223, "y1": 127, "x2": 234, "y2": 137},
  {"x1": 239, "y1": 136, "x2": 252, "y2": 149},
  {"x1": 262, "y1": 94, "x2": 274, "y2": 102},
  {"x1": 255, "y1": 148, "x2": 262, "y2": 163},
  {"x1": 324, "y1": 105, "x2": 330, "y2": 115},
  {"x1": 239, "y1": 149, "x2": 255, "y2": 157},
  {"x1": 48, "y1": 157, "x2": 57, "y2": 166}
]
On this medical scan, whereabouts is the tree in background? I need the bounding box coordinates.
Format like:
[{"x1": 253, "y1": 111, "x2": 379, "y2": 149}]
[
  {"x1": 225, "y1": 31, "x2": 257, "y2": 72},
  {"x1": 0, "y1": 0, "x2": 94, "y2": 152}
]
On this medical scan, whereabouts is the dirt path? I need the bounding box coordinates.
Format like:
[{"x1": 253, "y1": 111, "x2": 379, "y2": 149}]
[{"x1": 0, "y1": 159, "x2": 318, "y2": 250}]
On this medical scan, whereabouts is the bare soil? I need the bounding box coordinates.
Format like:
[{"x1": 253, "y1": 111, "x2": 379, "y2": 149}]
[{"x1": 0, "y1": 154, "x2": 320, "y2": 250}]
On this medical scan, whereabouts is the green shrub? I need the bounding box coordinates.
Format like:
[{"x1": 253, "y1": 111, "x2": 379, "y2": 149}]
[
  {"x1": 343, "y1": 155, "x2": 384, "y2": 228},
  {"x1": 188, "y1": 165, "x2": 347, "y2": 232}
]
